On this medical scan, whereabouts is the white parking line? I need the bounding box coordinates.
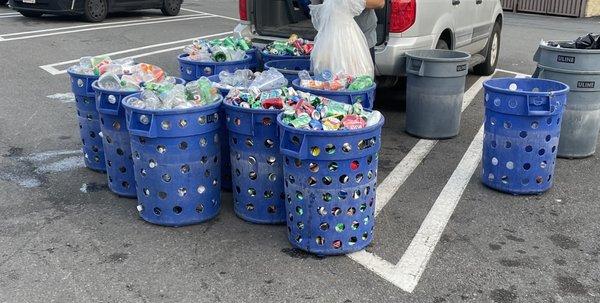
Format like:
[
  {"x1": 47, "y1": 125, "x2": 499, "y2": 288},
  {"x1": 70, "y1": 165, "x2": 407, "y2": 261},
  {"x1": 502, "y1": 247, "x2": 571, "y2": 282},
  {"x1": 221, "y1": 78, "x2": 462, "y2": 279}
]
[
  {"x1": 348, "y1": 73, "x2": 494, "y2": 293},
  {"x1": 0, "y1": 15, "x2": 214, "y2": 41},
  {"x1": 0, "y1": 14, "x2": 21, "y2": 19},
  {"x1": 497, "y1": 68, "x2": 530, "y2": 78},
  {"x1": 39, "y1": 31, "x2": 233, "y2": 75},
  {"x1": 180, "y1": 7, "x2": 240, "y2": 22},
  {"x1": 1, "y1": 13, "x2": 205, "y2": 37},
  {"x1": 0, "y1": 12, "x2": 19, "y2": 16}
]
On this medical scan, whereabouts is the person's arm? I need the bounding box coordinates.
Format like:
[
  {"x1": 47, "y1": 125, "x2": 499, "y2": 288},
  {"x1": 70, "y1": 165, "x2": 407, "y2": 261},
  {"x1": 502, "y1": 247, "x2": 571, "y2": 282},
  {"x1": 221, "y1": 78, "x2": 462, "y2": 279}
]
[{"x1": 365, "y1": 0, "x2": 385, "y2": 9}]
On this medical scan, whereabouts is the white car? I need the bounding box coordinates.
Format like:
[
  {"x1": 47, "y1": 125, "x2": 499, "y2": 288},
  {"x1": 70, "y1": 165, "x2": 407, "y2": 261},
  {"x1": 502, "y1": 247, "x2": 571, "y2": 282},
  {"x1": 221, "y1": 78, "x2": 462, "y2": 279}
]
[{"x1": 234, "y1": 0, "x2": 504, "y2": 76}]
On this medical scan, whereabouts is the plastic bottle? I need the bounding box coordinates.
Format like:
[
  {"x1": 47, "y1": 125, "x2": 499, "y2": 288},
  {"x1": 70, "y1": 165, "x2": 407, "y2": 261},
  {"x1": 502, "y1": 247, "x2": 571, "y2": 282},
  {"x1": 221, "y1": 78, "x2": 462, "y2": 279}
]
[
  {"x1": 98, "y1": 73, "x2": 121, "y2": 90},
  {"x1": 249, "y1": 68, "x2": 288, "y2": 91}
]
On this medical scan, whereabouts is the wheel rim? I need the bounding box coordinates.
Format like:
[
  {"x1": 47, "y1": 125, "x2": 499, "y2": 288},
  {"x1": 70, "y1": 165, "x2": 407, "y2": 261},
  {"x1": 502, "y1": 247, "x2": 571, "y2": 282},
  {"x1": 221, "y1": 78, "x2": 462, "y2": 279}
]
[
  {"x1": 88, "y1": 0, "x2": 106, "y2": 20},
  {"x1": 167, "y1": 0, "x2": 179, "y2": 12},
  {"x1": 490, "y1": 33, "x2": 499, "y2": 66}
]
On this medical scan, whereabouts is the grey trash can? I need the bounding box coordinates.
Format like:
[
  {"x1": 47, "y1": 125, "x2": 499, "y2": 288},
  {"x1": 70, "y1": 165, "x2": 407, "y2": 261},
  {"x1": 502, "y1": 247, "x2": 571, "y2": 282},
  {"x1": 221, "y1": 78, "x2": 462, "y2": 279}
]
[
  {"x1": 534, "y1": 43, "x2": 600, "y2": 158},
  {"x1": 405, "y1": 50, "x2": 471, "y2": 139}
]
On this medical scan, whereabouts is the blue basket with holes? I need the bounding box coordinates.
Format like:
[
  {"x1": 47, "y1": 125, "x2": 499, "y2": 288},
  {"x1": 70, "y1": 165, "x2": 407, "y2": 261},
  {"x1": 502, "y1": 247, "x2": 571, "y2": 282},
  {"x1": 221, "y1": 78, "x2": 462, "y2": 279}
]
[
  {"x1": 246, "y1": 47, "x2": 260, "y2": 71},
  {"x1": 178, "y1": 54, "x2": 253, "y2": 82},
  {"x1": 263, "y1": 59, "x2": 312, "y2": 82},
  {"x1": 262, "y1": 53, "x2": 310, "y2": 65},
  {"x1": 207, "y1": 75, "x2": 233, "y2": 191},
  {"x1": 277, "y1": 112, "x2": 385, "y2": 255},
  {"x1": 291, "y1": 79, "x2": 376, "y2": 110},
  {"x1": 482, "y1": 78, "x2": 569, "y2": 195},
  {"x1": 122, "y1": 94, "x2": 223, "y2": 227},
  {"x1": 224, "y1": 103, "x2": 286, "y2": 224},
  {"x1": 67, "y1": 69, "x2": 106, "y2": 172}
]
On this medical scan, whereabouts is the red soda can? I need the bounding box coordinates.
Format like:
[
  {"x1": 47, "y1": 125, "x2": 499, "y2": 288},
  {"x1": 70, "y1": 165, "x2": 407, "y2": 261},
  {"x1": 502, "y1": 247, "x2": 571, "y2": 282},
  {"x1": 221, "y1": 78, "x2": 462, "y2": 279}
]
[
  {"x1": 341, "y1": 114, "x2": 366, "y2": 130},
  {"x1": 262, "y1": 97, "x2": 284, "y2": 109}
]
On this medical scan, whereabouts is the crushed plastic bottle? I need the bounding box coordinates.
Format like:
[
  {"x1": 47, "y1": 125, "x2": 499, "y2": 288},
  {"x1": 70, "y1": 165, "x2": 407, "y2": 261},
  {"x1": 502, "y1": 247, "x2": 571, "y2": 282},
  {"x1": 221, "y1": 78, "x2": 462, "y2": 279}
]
[
  {"x1": 70, "y1": 55, "x2": 135, "y2": 76},
  {"x1": 97, "y1": 73, "x2": 122, "y2": 91},
  {"x1": 249, "y1": 68, "x2": 288, "y2": 91}
]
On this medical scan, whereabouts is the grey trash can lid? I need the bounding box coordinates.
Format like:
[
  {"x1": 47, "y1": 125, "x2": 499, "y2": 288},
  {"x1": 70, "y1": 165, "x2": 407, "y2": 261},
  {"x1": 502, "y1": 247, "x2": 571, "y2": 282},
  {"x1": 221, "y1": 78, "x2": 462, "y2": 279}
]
[{"x1": 405, "y1": 49, "x2": 471, "y2": 62}]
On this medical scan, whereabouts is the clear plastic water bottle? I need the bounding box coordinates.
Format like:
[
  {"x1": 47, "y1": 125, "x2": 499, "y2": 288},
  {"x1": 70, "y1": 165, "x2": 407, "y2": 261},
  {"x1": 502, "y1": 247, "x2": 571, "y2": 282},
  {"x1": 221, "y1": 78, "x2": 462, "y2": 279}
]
[
  {"x1": 249, "y1": 68, "x2": 288, "y2": 91},
  {"x1": 98, "y1": 73, "x2": 121, "y2": 90}
]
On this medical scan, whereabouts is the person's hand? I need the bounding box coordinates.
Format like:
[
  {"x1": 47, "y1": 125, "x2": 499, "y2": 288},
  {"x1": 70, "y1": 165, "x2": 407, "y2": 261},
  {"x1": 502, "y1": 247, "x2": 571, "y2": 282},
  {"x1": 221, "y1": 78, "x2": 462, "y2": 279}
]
[{"x1": 365, "y1": 0, "x2": 385, "y2": 9}]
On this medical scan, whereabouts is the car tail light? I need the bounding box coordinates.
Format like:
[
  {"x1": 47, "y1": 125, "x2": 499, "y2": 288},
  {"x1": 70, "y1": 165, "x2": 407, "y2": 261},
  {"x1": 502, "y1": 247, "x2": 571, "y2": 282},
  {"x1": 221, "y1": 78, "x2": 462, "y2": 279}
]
[
  {"x1": 389, "y1": 0, "x2": 416, "y2": 33},
  {"x1": 239, "y1": 0, "x2": 248, "y2": 21}
]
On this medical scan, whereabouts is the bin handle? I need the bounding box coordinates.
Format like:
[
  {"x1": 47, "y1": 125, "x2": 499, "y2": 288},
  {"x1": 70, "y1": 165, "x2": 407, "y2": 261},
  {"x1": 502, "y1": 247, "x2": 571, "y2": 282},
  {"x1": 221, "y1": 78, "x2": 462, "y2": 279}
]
[
  {"x1": 127, "y1": 111, "x2": 158, "y2": 138},
  {"x1": 407, "y1": 58, "x2": 425, "y2": 76},
  {"x1": 97, "y1": 93, "x2": 121, "y2": 116},
  {"x1": 279, "y1": 128, "x2": 307, "y2": 159},
  {"x1": 526, "y1": 94, "x2": 553, "y2": 116}
]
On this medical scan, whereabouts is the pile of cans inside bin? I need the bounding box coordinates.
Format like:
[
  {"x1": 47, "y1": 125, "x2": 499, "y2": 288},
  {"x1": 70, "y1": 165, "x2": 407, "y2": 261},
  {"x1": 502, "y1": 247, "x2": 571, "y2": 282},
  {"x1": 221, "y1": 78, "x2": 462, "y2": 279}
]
[{"x1": 66, "y1": 35, "x2": 382, "y2": 256}]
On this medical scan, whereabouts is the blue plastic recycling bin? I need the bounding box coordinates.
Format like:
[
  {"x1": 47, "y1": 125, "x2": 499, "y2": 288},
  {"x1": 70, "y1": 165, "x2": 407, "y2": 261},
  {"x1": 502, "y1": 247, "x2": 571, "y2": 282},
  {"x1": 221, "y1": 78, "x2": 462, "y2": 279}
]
[
  {"x1": 261, "y1": 52, "x2": 309, "y2": 65},
  {"x1": 482, "y1": 78, "x2": 569, "y2": 195},
  {"x1": 123, "y1": 95, "x2": 223, "y2": 226},
  {"x1": 277, "y1": 112, "x2": 385, "y2": 255},
  {"x1": 291, "y1": 79, "x2": 376, "y2": 110},
  {"x1": 67, "y1": 69, "x2": 106, "y2": 172},
  {"x1": 178, "y1": 54, "x2": 253, "y2": 82},
  {"x1": 246, "y1": 47, "x2": 260, "y2": 71},
  {"x1": 224, "y1": 103, "x2": 286, "y2": 224},
  {"x1": 263, "y1": 59, "x2": 312, "y2": 82},
  {"x1": 92, "y1": 82, "x2": 140, "y2": 198},
  {"x1": 207, "y1": 74, "x2": 233, "y2": 191}
]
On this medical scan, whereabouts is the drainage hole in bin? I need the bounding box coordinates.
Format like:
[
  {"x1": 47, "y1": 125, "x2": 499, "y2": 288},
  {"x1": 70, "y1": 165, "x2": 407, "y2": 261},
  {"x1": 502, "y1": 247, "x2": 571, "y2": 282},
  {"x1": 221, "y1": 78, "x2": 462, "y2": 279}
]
[
  {"x1": 181, "y1": 164, "x2": 190, "y2": 174},
  {"x1": 356, "y1": 173, "x2": 364, "y2": 183},
  {"x1": 212, "y1": 179, "x2": 218, "y2": 187},
  {"x1": 235, "y1": 153, "x2": 241, "y2": 161},
  {"x1": 364, "y1": 216, "x2": 370, "y2": 225},
  {"x1": 294, "y1": 159, "x2": 302, "y2": 167},
  {"x1": 245, "y1": 138, "x2": 253, "y2": 147},
  {"x1": 322, "y1": 176, "x2": 332, "y2": 185},
  {"x1": 548, "y1": 175, "x2": 552, "y2": 182},
  {"x1": 491, "y1": 141, "x2": 497, "y2": 148},
  {"x1": 178, "y1": 119, "x2": 187, "y2": 128},
  {"x1": 339, "y1": 191, "x2": 348, "y2": 200},
  {"x1": 79, "y1": 124, "x2": 83, "y2": 130},
  {"x1": 317, "y1": 207, "x2": 327, "y2": 216},
  {"x1": 329, "y1": 162, "x2": 338, "y2": 171},
  {"x1": 342, "y1": 143, "x2": 352, "y2": 153},
  {"x1": 347, "y1": 207, "x2": 356, "y2": 216},
  {"x1": 93, "y1": 146, "x2": 100, "y2": 153},
  {"x1": 105, "y1": 135, "x2": 112, "y2": 144},
  {"x1": 536, "y1": 176, "x2": 543, "y2": 184},
  {"x1": 362, "y1": 233, "x2": 369, "y2": 241},
  {"x1": 161, "y1": 121, "x2": 170, "y2": 130},
  {"x1": 506, "y1": 161, "x2": 514, "y2": 170},
  {"x1": 316, "y1": 236, "x2": 324, "y2": 246},
  {"x1": 503, "y1": 122, "x2": 511, "y2": 129},
  {"x1": 196, "y1": 204, "x2": 204, "y2": 213},
  {"x1": 173, "y1": 206, "x2": 182, "y2": 214},
  {"x1": 197, "y1": 185, "x2": 206, "y2": 194},
  {"x1": 107, "y1": 160, "x2": 112, "y2": 167},
  {"x1": 109, "y1": 177, "x2": 113, "y2": 183},
  {"x1": 295, "y1": 191, "x2": 303, "y2": 200},
  {"x1": 307, "y1": 176, "x2": 317, "y2": 186},
  {"x1": 531, "y1": 121, "x2": 539, "y2": 129},
  {"x1": 94, "y1": 156, "x2": 100, "y2": 162},
  {"x1": 154, "y1": 208, "x2": 161, "y2": 215},
  {"x1": 267, "y1": 156, "x2": 276, "y2": 165},
  {"x1": 368, "y1": 171, "x2": 374, "y2": 180},
  {"x1": 162, "y1": 174, "x2": 171, "y2": 182},
  {"x1": 353, "y1": 190, "x2": 361, "y2": 199},
  {"x1": 490, "y1": 118, "x2": 496, "y2": 126},
  {"x1": 297, "y1": 222, "x2": 304, "y2": 230},
  {"x1": 311, "y1": 146, "x2": 320, "y2": 157},
  {"x1": 493, "y1": 98, "x2": 501, "y2": 106},
  {"x1": 248, "y1": 156, "x2": 257, "y2": 165},
  {"x1": 235, "y1": 169, "x2": 241, "y2": 176},
  {"x1": 508, "y1": 99, "x2": 517, "y2": 109},
  {"x1": 351, "y1": 221, "x2": 360, "y2": 230},
  {"x1": 86, "y1": 114, "x2": 93, "y2": 121},
  {"x1": 488, "y1": 173, "x2": 495, "y2": 181},
  {"x1": 365, "y1": 186, "x2": 371, "y2": 195},
  {"x1": 309, "y1": 162, "x2": 319, "y2": 173},
  {"x1": 264, "y1": 191, "x2": 274, "y2": 198},
  {"x1": 539, "y1": 149, "x2": 546, "y2": 156},
  {"x1": 204, "y1": 169, "x2": 211, "y2": 177},
  {"x1": 349, "y1": 237, "x2": 358, "y2": 246},
  {"x1": 89, "y1": 131, "x2": 96, "y2": 139},
  {"x1": 491, "y1": 158, "x2": 499, "y2": 166},
  {"x1": 323, "y1": 193, "x2": 332, "y2": 202},
  {"x1": 198, "y1": 116, "x2": 207, "y2": 125},
  {"x1": 235, "y1": 186, "x2": 241, "y2": 193},
  {"x1": 112, "y1": 121, "x2": 121, "y2": 130},
  {"x1": 540, "y1": 161, "x2": 547, "y2": 169},
  {"x1": 246, "y1": 204, "x2": 255, "y2": 211},
  {"x1": 156, "y1": 145, "x2": 166, "y2": 154},
  {"x1": 138, "y1": 137, "x2": 146, "y2": 144},
  {"x1": 525, "y1": 145, "x2": 533, "y2": 153},
  {"x1": 143, "y1": 188, "x2": 150, "y2": 196},
  {"x1": 522, "y1": 163, "x2": 531, "y2": 170},
  {"x1": 332, "y1": 207, "x2": 341, "y2": 216},
  {"x1": 339, "y1": 175, "x2": 349, "y2": 184},
  {"x1": 505, "y1": 141, "x2": 512, "y2": 149},
  {"x1": 262, "y1": 117, "x2": 272, "y2": 126},
  {"x1": 552, "y1": 146, "x2": 556, "y2": 153},
  {"x1": 248, "y1": 188, "x2": 257, "y2": 197},
  {"x1": 335, "y1": 223, "x2": 345, "y2": 232},
  {"x1": 201, "y1": 156, "x2": 208, "y2": 164},
  {"x1": 288, "y1": 175, "x2": 295, "y2": 184},
  {"x1": 519, "y1": 131, "x2": 528, "y2": 138},
  {"x1": 178, "y1": 188, "x2": 187, "y2": 197},
  {"x1": 332, "y1": 240, "x2": 342, "y2": 249},
  {"x1": 320, "y1": 222, "x2": 329, "y2": 231},
  {"x1": 264, "y1": 139, "x2": 274, "y2": 148},
  {"x1": 179, "y1": 141, "x2": 188, "y2": 150},
  {"x1": 295, "y1": 206, "x2": 303, "y2": 215},
  {"x1": 249, "y1": 171, "x2": 257, "y2": 180},
  {"x1": 268, "y1": 173, "x2": 277, "y2": 182},
  {"x1": 158, "y1": 191, "x2": 167, "y2": 199},
  {"x1": 325, "y1": 144, "x2": 335, "y2": 154},
  {"x1": 119, "y1": 166, "x2": 127, "y2": 173},
  {"x1": 200, "y1": 138, "x2": 207, "y2": 147},
  {"x1": 501, "y1": 176, "x2": 509, "y2": 185},
  {"x1": 545, "y1": 135, "x2": 551, "y2": 142}
]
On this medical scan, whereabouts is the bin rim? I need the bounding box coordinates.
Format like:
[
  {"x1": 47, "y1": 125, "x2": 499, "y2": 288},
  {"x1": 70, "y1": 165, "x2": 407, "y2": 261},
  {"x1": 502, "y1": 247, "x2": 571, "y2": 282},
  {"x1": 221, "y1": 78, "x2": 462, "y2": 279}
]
[
  {"x1": 291, "y1": 78, "x2": 376, "y2": 94},
  {"x1": 264, "y1": 58, "x2": 312, "y2": 69},
  {"x1": 483, "y1": 77, "x2": 570, "y2": 96},
  {"x1": 276, "y1": 111, "x2": 384, "y2": 137},
  {"x1": 261, "y1": 52, "x2": 310, "y2": 59},
  {"x1": 538, "y1": 41, "x2": 600, "y2": 54},
  {"x1": 405, "y1": 49, "x2": 471, "y2": 62},
  {"x1": 222, "y1": 100, "x2": 283, "y2": 115},
  {"x1": 67, "y1": 67, "x2": 100, "y2": 78},
  {"x1": 536, "y1": 63, "x2": 600, "y2": 75},
  {"x1": 177, "y1": 53, "x2": 253, "y2": 64},
  {"x1": 91, "y1": 80, "x2": 141, "y2": 95},
  {"x1": 122, "y1": 93, "x2": 223, "y2": 116}
]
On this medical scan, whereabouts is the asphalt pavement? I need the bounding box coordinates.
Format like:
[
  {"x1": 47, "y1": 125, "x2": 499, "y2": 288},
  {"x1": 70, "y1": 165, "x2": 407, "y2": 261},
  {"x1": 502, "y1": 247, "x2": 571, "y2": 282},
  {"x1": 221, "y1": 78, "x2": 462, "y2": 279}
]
[{"x1": 0, "y1": 1, "x2": 599, "y2": 302}]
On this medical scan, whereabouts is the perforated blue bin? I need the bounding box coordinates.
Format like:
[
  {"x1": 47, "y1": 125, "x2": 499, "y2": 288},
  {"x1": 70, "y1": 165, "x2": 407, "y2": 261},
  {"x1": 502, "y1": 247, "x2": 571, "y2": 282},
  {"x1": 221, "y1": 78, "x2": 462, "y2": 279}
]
[
  {"x1": 67, "y1": 69, "x2": 106, "y2": 172},
  {"x1": 263, "y1": 59, "x2": 312, "y2": 82},
  {"x1": 277, "y1": 113, "x2": 385, "y2": 255},
  {"x1": 482, "y1": 78, "x2": 569, "y2": 195},
  {"x1": 261, "y1": 52, "x2": 309, "y2": 65},
  {"x1": 291, "y1": 79, "x2": 376, "y2": 110},
  {"x1": 207, "y1": 74, "x2": 232, "y2": 191},
  {"x1": 178, "y1": 54, "x2": 252, "y2": 82},
  {"x1": 224, "y1": 103, "x2": 285, "y2": 224},
  {"x1": 123, "y1": 95, "x2": 223, "y2": 226},
  {"x1": 92, "y1": 82, "x2": 141, "y2": 197},
  {"x1": 246, "y1": 47, "x2": 260, "y2": 71}
]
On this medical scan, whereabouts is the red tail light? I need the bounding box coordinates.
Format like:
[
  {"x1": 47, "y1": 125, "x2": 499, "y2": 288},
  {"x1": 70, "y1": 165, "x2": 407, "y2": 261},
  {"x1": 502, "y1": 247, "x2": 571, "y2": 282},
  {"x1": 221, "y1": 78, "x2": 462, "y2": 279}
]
[
  {"x1": 239, "y1": 0, "x2": 248, "y2": 21},
  {"x1": 389, "y1": 0, "x2": 416, "y2": 33}
]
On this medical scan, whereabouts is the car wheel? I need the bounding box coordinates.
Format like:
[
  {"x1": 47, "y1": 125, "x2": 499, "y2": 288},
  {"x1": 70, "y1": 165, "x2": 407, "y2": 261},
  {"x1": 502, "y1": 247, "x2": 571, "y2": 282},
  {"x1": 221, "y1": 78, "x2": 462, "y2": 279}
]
[
  {"x1": 473, "y1": 22, "x2": 501, "y2": 76},
  {"x1": 436, "y1": 39, "x2": 450, "y2": 50},
  {"x1": 19, "y1": 11, "x2": 43, "y2": 17},
  {"x1": 161, "y1": 0, "x2": 182, "y2": 16},
  {"x1": 83, "y1": 0, "x2": 107, "y2": 23}
]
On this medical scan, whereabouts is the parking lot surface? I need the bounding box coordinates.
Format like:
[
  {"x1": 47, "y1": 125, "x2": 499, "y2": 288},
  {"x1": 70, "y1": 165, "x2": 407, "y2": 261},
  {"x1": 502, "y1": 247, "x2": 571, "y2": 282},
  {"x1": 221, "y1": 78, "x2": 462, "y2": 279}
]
[{"x1": 0, "y1": 1, "x2": 599, "y2": 302}]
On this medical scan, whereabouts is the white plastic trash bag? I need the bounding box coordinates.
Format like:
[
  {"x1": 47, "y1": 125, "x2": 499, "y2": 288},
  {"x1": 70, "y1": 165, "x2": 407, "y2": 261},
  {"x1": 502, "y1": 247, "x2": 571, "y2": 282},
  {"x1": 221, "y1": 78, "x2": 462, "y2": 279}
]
[{"x1": 309, "y1": 0, "x2": 374, "y2": 78}]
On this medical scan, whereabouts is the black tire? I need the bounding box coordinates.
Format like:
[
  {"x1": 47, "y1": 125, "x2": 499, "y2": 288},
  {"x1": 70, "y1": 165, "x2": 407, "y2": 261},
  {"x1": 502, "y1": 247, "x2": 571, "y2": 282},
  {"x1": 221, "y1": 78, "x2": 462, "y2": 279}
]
[
  {"x1": 473, "y1": 22, "x2": 501, "y2": 76},
  {"x1": 83, "y1": 0, "x2": 107, "y2": 22},
  {"x1": 436, "y1": 39, "x2": 450, "y2": 50},
  {"x1": 0, "y1": 0, "x2": 8, "y2": 5},
  {"x1": 161, "y1": 0, "x2": 181, "y2": 16},
  {"x1": 19, "y1": 11, "x2": 43, "y2": 17}
]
